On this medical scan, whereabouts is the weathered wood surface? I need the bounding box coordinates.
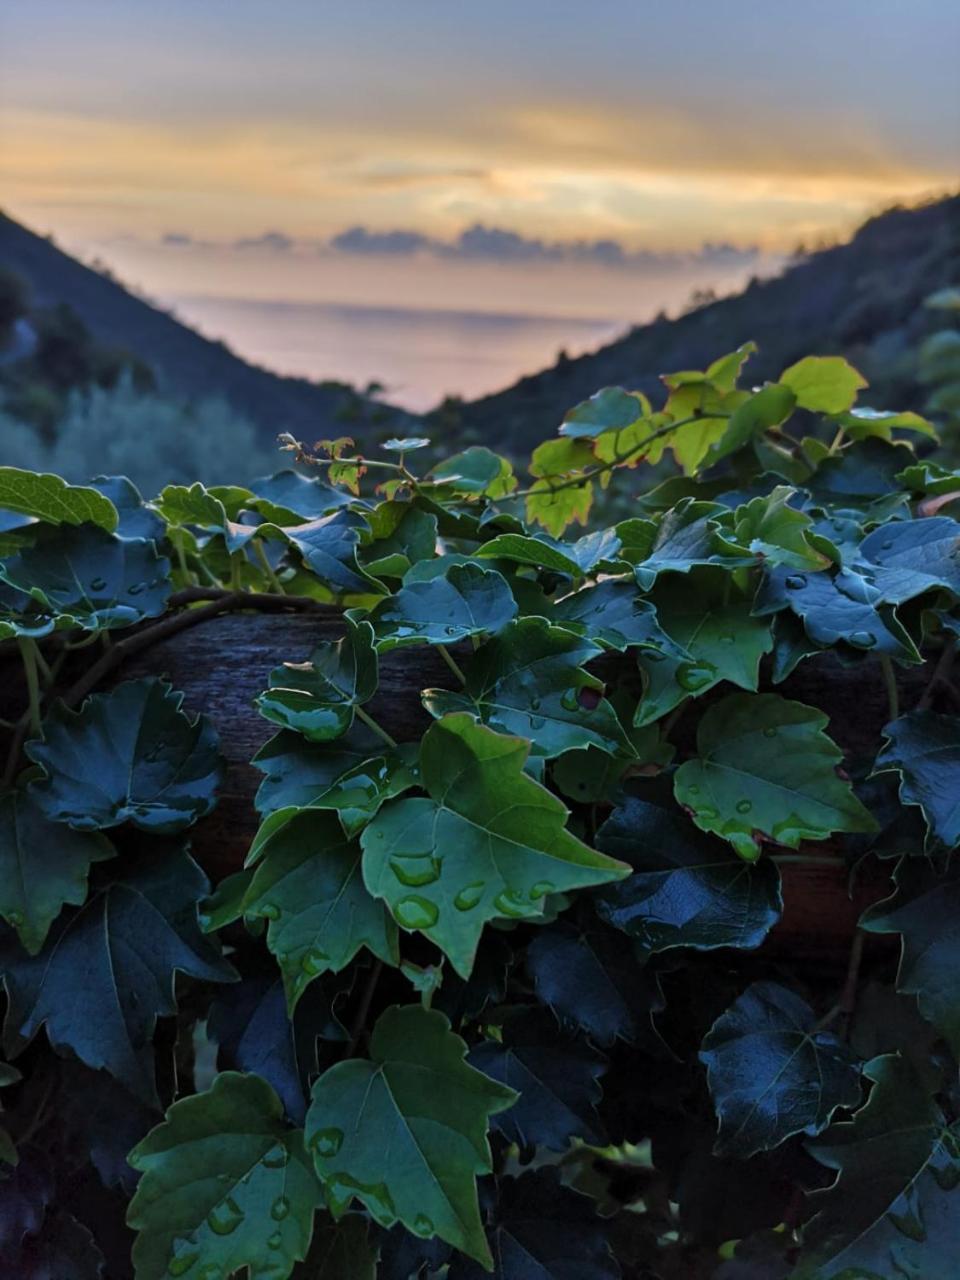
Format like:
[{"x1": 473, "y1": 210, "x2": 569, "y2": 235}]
[{"x1": 1, "y1": 609, "x2": 927, "y2": 958}]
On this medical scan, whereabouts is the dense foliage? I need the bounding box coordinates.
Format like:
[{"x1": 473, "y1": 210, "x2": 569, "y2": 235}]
[{"x1": 2, "y1": 343, "x2": 960, "y2": 1277}]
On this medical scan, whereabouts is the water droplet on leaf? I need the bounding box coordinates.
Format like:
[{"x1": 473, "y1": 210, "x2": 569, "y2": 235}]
[
  {"x1": 206, "y1": 1197, "x2": 244, "y2": 1236},
  {"x1": 454, "y1": 882, "x2": 485, "y2": 911},
  {"x1": 311, "y1": 1127, "x2": 344, "y2": 1157},
  {"x1": 395, "y1": 895, "x2": 439, "y2": 928},
  {"x1": 785, "y1": 574, "x2": 807, "y2": 591}
]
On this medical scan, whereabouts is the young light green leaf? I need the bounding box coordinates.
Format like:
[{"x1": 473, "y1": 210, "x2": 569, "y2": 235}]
[
  {"x1": 525, "y1": 479, "x2": 592, "y2": 537},
  {"x1": 128, "y1": 1072, "x2": 322, "y2": 1280},
  {"x1": 0, "y1": 789, "x2": 114, "y2": 954},
  {"x1": 780, "y1": 355, "x2": 867, "y2": 414},
  {"x1": 305, "y1": 1004, "x2": 516, "y2": 1267},
  {"x1": 700, "y1": 981, "x2": 862, "y2": 1158},
  {"x1": 702, "y1": 383, "x2": 797, "y2": 466},
  {"x1": 240, "y1": 810, "x2": 399, "y2": 1011},
  {"x1": 0, "y1": 845, "x2": 234, "y2": 1103},
  {"x1": 674, "y1": 692, "x2": 877, "y2": 860},
  {"x1": 424, "y1": 617, "x2": 634, "y2": 760},
  {"x1": 370, "y1": 562, "x2": 517, "y2": 649},
  {"x1": 255, "y1": 618, "x2": 378, "y2": 742},
  {"x1": 796, "y1": 1056, "x2": 960, "y2": 1280},
  {"x1": 0, "y1": 467, "x2": 118, "y2": 531},
  {"x1": 28, "y1": 678, "x2": 225, "y2": 834},
  {"x1": 717, "y1": 485, "x2": 831, "y2": 571},
  {"x1": 361, "y1": 714, "x2": 628, "y2": 977}
]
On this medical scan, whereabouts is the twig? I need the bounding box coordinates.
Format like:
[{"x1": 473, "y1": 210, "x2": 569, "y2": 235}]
[
  {"x1": 437, "y1": 644, "x2": 467, "y2": 685},
  {"x1": 917, "y1": 637, "x2": 956, "y2": 711},
  {"x1": 344, "y1": 960, "x2": 384, "y2": 1059},
  {"x1": 354, "y1": 705, "x2": 398, "y2": 749}
]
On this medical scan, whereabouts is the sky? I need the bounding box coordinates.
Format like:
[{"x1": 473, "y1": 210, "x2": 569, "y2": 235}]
[{"x1": 1, "y1": 0, "x2": 957, "y2": 330}]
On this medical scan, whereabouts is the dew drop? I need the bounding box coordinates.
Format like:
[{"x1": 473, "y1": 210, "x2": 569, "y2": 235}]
[
  {"x1": 168, "y1": 1250, "x2": 200, "y2": 1277},
  {"x1": 494, "y1": 890, "x2": 539, "y2": 919},
  {"x1": 198, "y1": 1266, "x2": 222, "y2": 1280},
  {"x1": 206, "y1": 1197, "x2": 244, "y2": 1236},
  {"x1": 413, "y1": 1213, "x2": 434, "y2": 1237},
  {"x1": 89, "y1": 576, "x2": 107, "y2": 592},
  {"x1": 763, "y1": 726, "x2": 777, "y2": 738},
  {"x1": 529, "y1": 714, "x2": 546, "y2": 730},
  {"x1": 271, "y1": 1196, "x2": 290, "y2": 1221},
  {"x1": 395, "y1": 895, "x2": 439, "y2": 928},
  {"x1": 698, "y1": 807, "x2": 718, "y2": 820},
  {"x1": 389, "y1": 854, "x2": 441, "y2": 887},
  {"x1": 310, "y1": 1127, "x2": 344, "y2": 1157},
  {"x1": 848, "y1": 630, "x2": 877, "y2": 648},
  {"x1": 559, "y1": 688, "x2": 580, "y2": 712},
  {"x1": 454, "y1": 882, "x2": 485, "y2": 911},
  {"x1": 675, "y1": 661, "x2": 715, "y2": 692},
  {"x1": 259, "y1": 902, "x2": 281, "y2": 921},
  {"x1": 128, "y1": 582, "x2": 146, "y2": 596},
  {"x1": 529, "y1": 881, "x2": 555, "y2": 900},
  {"x1": 263, "y1": 1142, "x2": 290, "y2": 1169},
  {"x1": 735, "y1": 799, "x2": 753, "y2": 814},
  {"x1": 267, "y1": 1231, "x2": 283, "y2": 1251},
  {"x1": 784, "y1": 574, "x2": 807, "y2": 591},
  {"x1": 7, "y1": 910, "x2": 23, "y2": 928},
  {"x1": 300, "y1": 947, "x2": 328, "y2": 976},
  {"x1": 530, "y1": 697, "x2": 541, "y2": 710}
]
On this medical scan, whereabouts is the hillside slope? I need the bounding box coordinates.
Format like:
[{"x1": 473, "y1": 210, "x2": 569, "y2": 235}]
[
  {"x1": 456, "y1": 195, "x2": 960, "y2": 453},
  {"x1": 0, "y1": 211, "x2": 412, "y2": 441}
]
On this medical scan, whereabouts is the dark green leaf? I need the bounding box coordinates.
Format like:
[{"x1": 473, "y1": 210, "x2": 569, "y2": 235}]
[
  {"x1": 250, "y1": 470, "x2": 355, "y2": 518},
  {"x1": 255, "y1": 618, "x2": 378, "y2": 742},
  {"x1": 305, "y1": 1004, "x2": 516, "y2": 1267},
  {"x1": 797, "y1": 1056, "x2": 960, "y2": 1279},
  {"x1": 286, "y1": 509, "x2": 385, "y2": 595},
  {"x1": 594, "y1": 793, "x2": 782, "y2": 954},
  {"x1": 128, "y1": 1072, "x2": 322, "y2": 1280},
  {"x1": 0, "y1": 844, "x2": 234, "y2": 1103},
  {"x1": 703, "y1": 383, "x2": 796, "y2": 466},
  {"x1": 0, "y1": 788, "x2": 114, "y2": 953},
  {"x1": 700, "y1": 981, "x2": 862, "y2": 1158},
  {"x1": 674, "y1": 693, "x2": 877, "y2": 861},
  {"x1": 361, "y1": 714, "x2": 628, "y2": 976},
  {"x1": 371, "y1": 562, "x2": 517, "y2": 649},
  {"x1": 857, "y1": 516, "x2": 960, "y2": 605},
  {"x1": 91, "y1": 475, "x2": 165, "y2": 541},
  {"x1": 873, "y1": 710, "x2": 960, "y2": 851},
  {"x1": 551, "y1": 578, "x2": 673, "y2": 652},
  {"x1": 560, "y1": 386, "x2": 648, "y2": 438},
  {"x1": 0, "y1": 523, "x2": 171, "y2": 630},
  {"x1": 468, "y1": 1008, "x2": 605, "y2": 1152},
  {"x1": 362, "y1": 501, "x2": 438, "y2": 577},
  {"x1": 431, "y1": 447, "x2": 516, "y2": 497},
  {"x1": 28, "y1": 678, "x2": 225, "y2": 834}
]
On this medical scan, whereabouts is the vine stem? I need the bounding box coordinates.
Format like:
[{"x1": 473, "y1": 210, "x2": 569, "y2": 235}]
[
  {"x1": 253, "y1": 540, "x2": 283, "y2": 593},
  {"x1": 917, "y1": 637, "x2": 955, "y2": 711},
  {"x1": 344, "y1": 960, "x2": 384, "y2": 1059},
  {"x1": 437, "y1": 644, "x2": 467, "y2": 685},
  {"x1": 354, "y1": 704, "x2": 398, "y2": 749},
  {"x1": 17, "y1": 638, "x2": 42, "y2": 739},
  {"x1": 770, "y1": 854, "x2": 845, "y2": 867},
  {"x1": 879, "y1": 655, "x2": 899, "y2": 722}
]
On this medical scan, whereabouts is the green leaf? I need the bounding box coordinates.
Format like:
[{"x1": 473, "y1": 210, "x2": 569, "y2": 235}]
[
  {"x1": 718, "y1": 485, "x2": 830, "y2": 571},
  {"x1": 28, "y1": 678, "x2": 225, "y2": 834},
  {"x1": 873, "y1": 711, "x2": 960, "y2": 852},
  {"x1": 700, "y1": 981, "x2": 862, "y2": 1158},
  {"x1": 857, "y1": 517, "x2": 960, "y2": 605},
  {"x1": 304, "y1": 1004, "x2": 516, "y2": 1267},
  {"x1": 362, "y1": 501, "x2": 438, "y2": 577},
  {"x1": 240, "y1": 810, "x2": 399, "y2": 1011},
  {"x1": 0, "y1": 467, "x2": 118, "y2": 531},
  {"x1": 0, "y1": 788, "x2": 114, "y2": 954},
  {"x1": 250, "y1": 470, "x2": 354, "y2": 519},
  {"x1": 551, "y1": 578, "x2": 673, "y2": 652},
  {"x1": 797, "y1": 1056, "x2": 960, "y2": 1279},
  {"x1": 370, "y1": 562, "x2": 517, "y2": 649},
  {"x1": 361, "y1": 714, "x2": 628, "y2": 976},
  {"x1": 255, "y1": 618, "x2": 378, "y2": 742},
  {"x1": 559, "y1": 386, "x2": 648, "y2": 438},
  {"x1": 673, "y1": 692, "x2": 877, "y2": 861},
  {"x1": 383, "y1": 436, "x2": 430, "y2": 451},
  {"x1": 468, "y1": 1008, "x2": 605, "y2": 1152},
  {"x1": 780, "y1": 355, "x2": 867, "y2": 414},
  {"x1": 156, "y1": 481, "x2": 261, "y2": 553},
  {"x1": 91, "y1": 474, "x2": 165, "y2": 541},
  {"x1": 252, "y1": 728, "x2": 418, "y2": 839},
  {"x1": 424, "y1": 617, "x2": 634, "y2": 760},
  {"x1": 431, "y1": 447, "x2": 516, "y2": 498},
  {"x1": 0, "y1": 523, "x2": 171, "y2": 631},
  {"x1": 0, "y1": 844, "x2": 234, "y2": 1103},
  {"x1": 754, "y1": 564, "x2": 922, "y2": 662},
  {"x1": 702, "y1": 383, "x2": 796, "y2": 466},
  {"x1": 834, "y1": 406, "x2": 936, "y2": 441},
  {"x1": 127, "y1": 1072, "x2": 322, "y2": 1280},
  {"x1": 476, "y1": 529, "x2": 619, "y2": 577},
  {"x1": 594, "y1": 792, "x2": 782, "y2": 954},
  {"x1": 861, "y1": 860, "x2": 960, "y2": 1054},
  {"x1": 630, "y1": 500, "x2": 740, "y2": 588},
  {"x1": 525, "y1": 479, "x2": 592, "y2": 537},
  {"x1": 286, "y1": 510, "x2": 386, "y2": 596}
]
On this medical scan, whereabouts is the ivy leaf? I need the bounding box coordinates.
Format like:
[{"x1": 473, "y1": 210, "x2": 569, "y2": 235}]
[
  {"x1": 91, "y1": 474, "x2": 165, "y2": 542},
  {"x1": 305, "y1": 1004, "x2": 516, "y2": 1267},
  {"x1": 857, "y1": 516, "x2": 960, "y2": 605},
  {"x1": 431, "y1": 447, "x2": 517, "y2": 498},
  {"x1": 833, "y1": 406, "x2": 936, "y2": 442},
  {"x1": 476, "y1": 529, "x2": 619, "y2": 577},
  {"x1": 156, "y1": 481, "x2": 263, "y2": 552},
  {"x1": 468, "y1": 1008, "x2": 606, "y2": 1152},
  {"x1": 127, "y1": 1072, "x2": 322, "y2": 1280},
  {"x1": 28, "y1": 678, "x2": 225, "y2": 834},
  {"x1": 250, "y1": 470, "x2": 354, "y2": 519},
  {"x1": 361, "y1": 714, "x2": 628, "y2": 977},
  {"x1": 551, "y1": 578, "x2": 674, "y2": 652},
  {"x1": 252, "y1": 728, "x2": 417, "y2": 838},
  {"x1": 0, "y1": 467, "x2": 118, "y2": 531},
  {"x1": 285, "y1": 509, "x2": 386, "y2": 596},
  {"x1": 559, "y1": 386, "x2": 648, "y2": 438},
  {"x1": 674, "y1": 692, "x2": 877, "y2": 861},
  {"x1": 525, "y1": 480, "x2": 592, "y2": 537},
  {"x1": 718, "y1": 485, "x2": 830, "y2": 571},
  {"x1": 780, "y1": 356, "x2": 867, "y2": 414},
  {"x1": 703, "y1": 384, "x2": 797, "y2": 467},
  {"x1": 362, "y1": 501, "x2": 438, "y2": 577},
  {"x1": 754, "y1": 564, "x2": 921, "y2": 662},
  {"x1": 797, "y1": 1055, "x2": 960, "y2": 1279},
  {"x1": 424, "y1": 617, "x2": 634, "y2": 760},
  {"x1": 872, "y1": 710, "x2": 960, "y2": 851},
  {"x1": 527, "y1": 920, "x2": 666, "y2": 1050},
  {"x1": 0, "y1": 788, "x2": 114, "y2": 954},
  {"x1": 241, "y1": 810, "x2": 399, "y2": 1010},
  {"x1": 700, "y1": 981, "x2": 862, "y2": 1158},
  {"x1": 370, "y1": 562, "x2": 518, "y2": 649},
  {"x1": 861, "y1": 859, "x2": 960, "y2": 1055},
  {"x1": 447, "y1": 1168, "x2": 621, "y2": 1280},
  {"x1": 0, "y1": 844, "x2": 234, "y2": 1103},
  {"x1": 255, "y1": 618, "x2": 378, "y2": 742},
  {"x1": 594, "y1": 792, "x2": 782, "y2": 954},
  {"x1": 631, "y1": 500, "x2": 735, "y2": 588},
  {"x1": 0, "y1": 523, "x2": 171, "y2": 630}
]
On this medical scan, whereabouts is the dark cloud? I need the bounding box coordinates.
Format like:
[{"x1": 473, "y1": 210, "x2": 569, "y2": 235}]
[
  {"x1": 330, "y1": 226, "x2": 432, "y2": 255},
  {"x1": 162, "y1": 232, "x2": 195, "y2": 247},
  {"x1": 233, "y1": 230, "x2": 295, "y2": 252}
]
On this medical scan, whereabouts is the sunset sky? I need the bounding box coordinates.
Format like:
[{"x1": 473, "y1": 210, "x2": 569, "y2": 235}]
[{"x1": 1, "y1": 0, "x2": 957, "y2": 325}]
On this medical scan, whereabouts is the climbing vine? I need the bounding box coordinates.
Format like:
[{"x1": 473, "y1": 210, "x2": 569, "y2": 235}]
[{"x1": 1, "y1": 343, "x2": 959, "y2": 1277}]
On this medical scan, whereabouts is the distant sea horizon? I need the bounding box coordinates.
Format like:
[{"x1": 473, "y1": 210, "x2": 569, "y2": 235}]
[{"x1": 166, "y1": 293, "x2": 627, "y2": 412}]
